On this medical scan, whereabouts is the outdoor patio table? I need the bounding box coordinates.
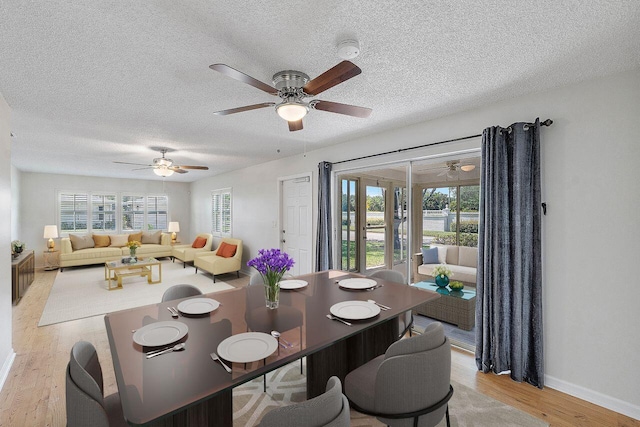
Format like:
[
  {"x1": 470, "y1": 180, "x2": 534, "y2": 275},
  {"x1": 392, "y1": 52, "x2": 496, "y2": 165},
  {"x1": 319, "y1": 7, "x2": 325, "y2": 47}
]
[{"x1": 104, "y1": 270, "x2": 440, "y2": 426}]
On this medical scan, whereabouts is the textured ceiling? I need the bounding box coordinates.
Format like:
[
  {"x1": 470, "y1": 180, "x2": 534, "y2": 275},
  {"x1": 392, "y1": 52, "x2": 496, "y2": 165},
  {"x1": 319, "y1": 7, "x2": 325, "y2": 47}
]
[{"x1": 1, "y1": 1, "x2": 639, "y2": 182}]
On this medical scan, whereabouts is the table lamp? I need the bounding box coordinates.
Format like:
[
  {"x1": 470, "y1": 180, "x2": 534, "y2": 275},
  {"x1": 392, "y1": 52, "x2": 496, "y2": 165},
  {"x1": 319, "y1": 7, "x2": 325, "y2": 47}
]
[
  {"x1": 168, "y1": 222, "x2": 180, "y2": 243},
  {"x1": 43, "y1": 225, "x2": 58, "y2": 251}
]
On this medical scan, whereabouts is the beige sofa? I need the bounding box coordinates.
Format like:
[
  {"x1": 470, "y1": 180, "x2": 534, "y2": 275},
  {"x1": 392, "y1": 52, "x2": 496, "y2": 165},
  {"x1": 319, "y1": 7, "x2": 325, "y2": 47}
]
[
  {"x1": 171, "y1": 233, "x2": 214, "y2": 268},
  {"x1": 413, "y1": 245, "x2": 478, "y2": 286},
  {"x1": 60, "y1": 233, "x2": 172, "y2": 270},
  {"x1": 194, "y1": 238, "x2": 243, "y2": 283}
]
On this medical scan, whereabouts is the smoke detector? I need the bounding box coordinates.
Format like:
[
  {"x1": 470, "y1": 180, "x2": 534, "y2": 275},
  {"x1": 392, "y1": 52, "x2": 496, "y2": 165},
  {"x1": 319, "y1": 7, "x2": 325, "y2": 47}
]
[{"x1": 337, "y1": 39, "x2": 360, "y2": 60}]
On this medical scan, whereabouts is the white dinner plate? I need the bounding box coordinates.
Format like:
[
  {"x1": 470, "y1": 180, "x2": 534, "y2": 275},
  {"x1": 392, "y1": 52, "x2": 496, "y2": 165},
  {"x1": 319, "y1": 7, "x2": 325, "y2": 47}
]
[
  {"x1": 216, "y1": 332, "x2": 278, "y2": 363},
  {"x1": 330, "y1": 301, "x2": 381, "y2": 320},
  {"x1": 177, "y1": 298, "x2": 220, "y2": 315},
  {"x1": 133, "y1": 321, "x2": 188, "y2": 347},
  {"x1": 279, "y1": 279, "x2": 308, "y2": 290},
  {"x1": 338, "y1": 278, "x2": 378, "y2": 290}
]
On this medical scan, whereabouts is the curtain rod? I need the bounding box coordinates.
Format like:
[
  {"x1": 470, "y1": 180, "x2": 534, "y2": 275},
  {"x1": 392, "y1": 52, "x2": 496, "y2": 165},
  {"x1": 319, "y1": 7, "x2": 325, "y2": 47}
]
[{"x1": 333, "y1": 118, "x2": 553, "y2": 165}]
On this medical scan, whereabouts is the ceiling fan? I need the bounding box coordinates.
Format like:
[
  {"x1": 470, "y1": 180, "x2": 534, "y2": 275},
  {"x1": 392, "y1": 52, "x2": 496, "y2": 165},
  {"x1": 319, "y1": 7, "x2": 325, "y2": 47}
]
[
  {"x1": 209, "y1": 60, "x2": 372, "y2": 131},
  {"x1": 114, "y1": 148, "x2": 209, "y2": 177},
  {"x1": 437, "y1": 161, "x2": 476, "y2": 179}
]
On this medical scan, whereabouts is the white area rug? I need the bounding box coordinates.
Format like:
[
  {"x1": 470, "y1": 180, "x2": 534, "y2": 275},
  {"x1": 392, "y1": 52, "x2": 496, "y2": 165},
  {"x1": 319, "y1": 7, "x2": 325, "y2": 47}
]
[{"x1": 38, "y1": 261, "x2": 234, "y2": 326}]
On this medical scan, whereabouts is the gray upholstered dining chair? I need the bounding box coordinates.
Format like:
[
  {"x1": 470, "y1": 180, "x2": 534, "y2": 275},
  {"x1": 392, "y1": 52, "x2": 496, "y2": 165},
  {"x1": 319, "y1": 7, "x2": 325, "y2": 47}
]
[
  {"x1": 161, "y1": 284, "x2": 203, "y2": 302},
  {"x1": 258, "y1": 376, "x2": 350, "y2": 427},
  {"x1": 66, "y1": 341, "x2": 128, "y2": 427},
  {"x1": 344, "y1": 322, "x2": 453, "y2": 427},
  {"x1": 368, "y1": 269, "x2": 413, "y2": 338}
]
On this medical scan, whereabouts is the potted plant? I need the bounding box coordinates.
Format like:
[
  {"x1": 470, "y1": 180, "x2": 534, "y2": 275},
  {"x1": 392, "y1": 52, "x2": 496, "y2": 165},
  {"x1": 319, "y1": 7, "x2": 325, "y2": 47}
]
[
  {"x1": 125, "y1": 240, "x2": 141, "y2": 260},
  {"x1": 432, "y1": 264, "x2": 452, "y2": 288},
  {"x1": 247, "y1": 248, "x2": 295, "y2": 309},
  {"x1": 11, "y1": 240, "x2": 25, "y2": 258}
]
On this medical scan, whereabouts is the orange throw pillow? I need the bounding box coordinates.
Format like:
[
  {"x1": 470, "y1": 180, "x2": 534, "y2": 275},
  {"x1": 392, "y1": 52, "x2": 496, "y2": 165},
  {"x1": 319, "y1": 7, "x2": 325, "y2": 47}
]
[
  {"x1": 217, "y1": 241, "x2": 237, "y2": 258},
  {"x1": 192, "y1": 237, "x2": 207, "y2": 249}
]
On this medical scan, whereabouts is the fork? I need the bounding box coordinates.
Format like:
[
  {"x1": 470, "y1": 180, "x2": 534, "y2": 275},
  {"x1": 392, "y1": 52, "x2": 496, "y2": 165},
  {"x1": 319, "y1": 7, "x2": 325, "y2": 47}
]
[
  {"x1": 210, "y1": 352, "x2": 232, "y2": 373},
  {"x1": 167, "y1": 307, "x2": 179, "y2": 318},
  {"x1": 326, "y1": 314, "x2": 352, "y2": 326}
]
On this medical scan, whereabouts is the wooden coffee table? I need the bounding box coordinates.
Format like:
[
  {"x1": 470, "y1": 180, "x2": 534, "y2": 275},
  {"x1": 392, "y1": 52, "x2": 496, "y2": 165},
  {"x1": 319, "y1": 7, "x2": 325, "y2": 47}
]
[
  {"x1": 104, "y1": 258, "x2": 162, "y2": 290},
  {"x1": 411, "y1": 281, "x2": 476, "y2": 330}
]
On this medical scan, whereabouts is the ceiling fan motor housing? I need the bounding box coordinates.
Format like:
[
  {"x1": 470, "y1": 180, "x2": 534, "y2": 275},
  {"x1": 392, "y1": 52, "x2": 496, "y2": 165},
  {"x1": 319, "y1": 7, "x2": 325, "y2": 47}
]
[{"x1": 272, "y1": 70, "x2": 310, "y2": 94}]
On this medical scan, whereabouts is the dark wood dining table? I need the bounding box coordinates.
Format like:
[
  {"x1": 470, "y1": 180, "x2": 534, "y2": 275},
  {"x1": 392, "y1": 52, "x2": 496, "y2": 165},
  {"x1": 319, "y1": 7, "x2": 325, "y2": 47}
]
[{"x1": 104, "y1": 270, "x2": 440, "y2": 426}]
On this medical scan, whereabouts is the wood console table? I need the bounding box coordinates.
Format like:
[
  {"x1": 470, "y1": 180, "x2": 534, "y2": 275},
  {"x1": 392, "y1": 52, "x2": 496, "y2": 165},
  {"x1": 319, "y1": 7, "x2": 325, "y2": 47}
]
[{"x1": 12, "y1": 250, "x2": 35, "y2": 304}]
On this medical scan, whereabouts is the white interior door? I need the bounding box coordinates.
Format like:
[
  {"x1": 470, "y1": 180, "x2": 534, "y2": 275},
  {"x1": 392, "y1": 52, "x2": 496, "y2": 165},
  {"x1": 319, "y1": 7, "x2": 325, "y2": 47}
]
[{"x1": 280, "y1": 175, "x2": 312, "y2": 276}]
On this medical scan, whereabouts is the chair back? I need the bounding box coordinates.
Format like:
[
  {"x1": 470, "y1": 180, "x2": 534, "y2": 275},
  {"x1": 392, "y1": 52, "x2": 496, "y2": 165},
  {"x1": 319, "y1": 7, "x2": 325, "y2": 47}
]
[
  {"x1": 161, "y1": 284, "x2": 203, "y2": 302},
  {"x1": 370, "y1": 269, "x2": 411, "y2": 338},
  {"x1": 195, "y1": 233, "x2": 214, "y2": 251},
  {"x1": 248, "y1": 273, "x2": 263, "y2": 286},
  {"x1": 259, "y1": 376, "x2": 350, "y2": 427},
  {"x1": 376, "y1": 323, "x2": 451, "y2": 426},
  {"x1": 369, "y1": 269, "x2": 405, "y2": 284},
  {"x1": 66, "y1": 341, "x2": 110, "y2": 427}
]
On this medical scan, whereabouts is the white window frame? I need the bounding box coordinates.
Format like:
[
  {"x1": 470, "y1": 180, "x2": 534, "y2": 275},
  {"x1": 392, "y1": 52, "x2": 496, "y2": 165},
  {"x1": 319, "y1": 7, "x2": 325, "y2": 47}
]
[
  {"x1": 58, "y1": 191, "x2": 169, "y2": 234},
  {"x1": 211, "y1": 188, "x2": 232, "y2": 237},
  {"x1": 91, "y1": 193, "x2": 117, "y2": 232},
  {"x1": 59, "y1": 192, "x2": 89, "y2": 233}
]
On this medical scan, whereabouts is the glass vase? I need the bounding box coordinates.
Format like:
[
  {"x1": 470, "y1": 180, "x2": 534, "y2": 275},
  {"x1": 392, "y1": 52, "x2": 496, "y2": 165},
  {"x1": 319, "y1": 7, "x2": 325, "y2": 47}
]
[
  {"x1": 263, "y1": 279, "x2": 280, "y2": 309},
  {"x1": 129, "y1": 248, "x2": 137, "y2": 261}
]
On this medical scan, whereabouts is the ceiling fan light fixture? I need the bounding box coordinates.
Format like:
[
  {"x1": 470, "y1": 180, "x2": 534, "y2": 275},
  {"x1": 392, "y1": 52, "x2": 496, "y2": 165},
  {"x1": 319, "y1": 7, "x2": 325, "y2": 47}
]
[
  {"x1": 461, "y1": 165, "x2": 476, "y2": 172},
  {"x1": 153, "y1": 167, "x2": 174, "y2": 177},
  {"x1": 276, "y1": 101, "x2": 309, "y2": 122}
]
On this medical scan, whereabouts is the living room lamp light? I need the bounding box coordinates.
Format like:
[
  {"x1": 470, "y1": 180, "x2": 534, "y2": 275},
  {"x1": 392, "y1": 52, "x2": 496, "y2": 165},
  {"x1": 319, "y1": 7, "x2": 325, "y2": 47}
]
[
  {"x1": 43, "y1": 225, "x2": 58, "y2": 251},
  {"x1": 168, "y1": 222, "x2": 180, "y2": 243}
]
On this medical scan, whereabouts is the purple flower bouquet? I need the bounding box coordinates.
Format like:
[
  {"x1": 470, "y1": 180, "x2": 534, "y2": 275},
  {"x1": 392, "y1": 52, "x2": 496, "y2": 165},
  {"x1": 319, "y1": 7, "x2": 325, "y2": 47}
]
[{"x1": 247, "y1": 248, "x2": 295, "y2": 309}]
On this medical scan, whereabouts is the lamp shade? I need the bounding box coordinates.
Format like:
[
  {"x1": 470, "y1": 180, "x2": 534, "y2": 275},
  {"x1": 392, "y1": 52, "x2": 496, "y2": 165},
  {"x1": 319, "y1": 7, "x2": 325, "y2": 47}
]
[
  {"x1": 276, "y1": 102, "x2": 308, "y2": 122},
  {"x1": 154, "y1": 167, "x2": 174, "y2": 177},
  {"x1": 43, "y1": 225, "x2": 59, "y2": 239},
  {"x1": 168, "y1": 222, "x2": 180, "y2": 232}
]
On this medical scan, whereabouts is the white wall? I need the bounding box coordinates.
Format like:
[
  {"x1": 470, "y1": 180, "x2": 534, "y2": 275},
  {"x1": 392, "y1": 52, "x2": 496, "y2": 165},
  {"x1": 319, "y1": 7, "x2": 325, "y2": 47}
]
[
  {"x1": 18, "y1": 173, "x2": 192, "y2": 268},
  {"x1": 190, "y1": 69, "x2": 640, "y2": 418},
  {"x1": 0, "y1": 93, "x2": 15, "y2": 391},
  {"x1": 10, "y1": 166, "x2": 19, "y2": 240}
]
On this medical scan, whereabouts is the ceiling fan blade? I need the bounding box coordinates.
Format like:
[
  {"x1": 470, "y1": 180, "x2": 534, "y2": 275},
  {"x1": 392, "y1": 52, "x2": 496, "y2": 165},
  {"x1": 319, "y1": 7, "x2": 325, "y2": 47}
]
[
  {"x1": 114, "y1": 161, "x2": 153, "y2": 167},
  {"x1": 288, "y1": 120, "x2": 303, "y2": 132},
  {"x1": 169, "y1": 167, "x2": 188, "y2": 174},
  {"x1": 209, "y1": 64, "x2": 278, "y2": 95},
  {"x1": 303, "y1": 61, "x2": 362, "y2": 96},
  {"x1": 213, "y1": 102, "x2": 275, "y2": 116},
  {"x1": 131, "y1": 167, "x2": 154, "y2": 171},
  {"x1": 437, "y1": 169, "x2": 449, "y2": 176},
  {"x1": 174, "y1": 165, "x2": 209, "y2": 170},
  {"x1": 311, "y1": 100, "x2": 372, "y2": 118}
]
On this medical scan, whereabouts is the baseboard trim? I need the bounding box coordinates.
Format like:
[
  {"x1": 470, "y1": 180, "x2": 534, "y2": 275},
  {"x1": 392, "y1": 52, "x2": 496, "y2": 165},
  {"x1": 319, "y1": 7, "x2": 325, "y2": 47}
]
[
  {"x1": 545, "y1": 374, "x2": 640, "y2": 421},
  {"x1": 0, "y1": 349, "x2": 16, "y2": 392}
]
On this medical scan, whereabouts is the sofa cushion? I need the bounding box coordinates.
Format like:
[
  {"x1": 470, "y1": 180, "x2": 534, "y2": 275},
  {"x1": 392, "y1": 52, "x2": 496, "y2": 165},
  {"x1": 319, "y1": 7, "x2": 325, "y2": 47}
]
[
  {"x1": 109, "y1": 234, "x2": 129, "y2": 247},
  {"x1": 92, "y1": 234, "x2": 110, "y2": 248},
  {"x1": 141, "y1": 231, "x2": 162, "y2": 244},
  {"x1": 128, "y1": 231, "x2": 143, "y2": 242},
  {"x1": 436, "y1": 246, "x2": 447, "y2": 264},
  {"x1": 421, "y1": 247, "x2": 439, "y2": 264},
  {"x1": 69, "y1": 234, "x2": 95, "y2": 251},
  {"x1": 444, "y1": 245, "x2": 459, "y2": 265},
  {"x1": 217, "y1": 241, "x2": 237, "y2": 258},
  {"x1": 192, "y1": 237, "x2": 207, "y2": 249},
  {"x1": 458, "y1": 246, "x2": 478, "y2": 268}
]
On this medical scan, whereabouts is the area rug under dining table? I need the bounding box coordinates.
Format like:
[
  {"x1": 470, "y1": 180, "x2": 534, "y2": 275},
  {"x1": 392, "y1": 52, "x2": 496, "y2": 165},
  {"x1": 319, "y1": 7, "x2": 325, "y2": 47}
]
[
  {"x1": 233, "y1": 361, "x2": 549, "y2": 426},
  {"x1": 38, "y1": 260, "x2": 234, "y2": 326}
]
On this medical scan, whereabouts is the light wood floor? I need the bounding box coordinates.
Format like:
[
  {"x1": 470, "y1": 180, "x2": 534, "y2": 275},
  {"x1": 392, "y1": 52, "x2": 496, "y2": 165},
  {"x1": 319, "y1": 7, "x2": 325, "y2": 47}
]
[{"x1": 1, "y1": 268, "x2": 638, "y2": 427}]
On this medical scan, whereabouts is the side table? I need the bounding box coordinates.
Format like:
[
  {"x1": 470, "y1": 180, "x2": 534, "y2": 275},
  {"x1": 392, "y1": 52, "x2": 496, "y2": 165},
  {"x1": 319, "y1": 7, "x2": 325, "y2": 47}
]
[
  {"x1": 411, "y1": 281, "x2": 476, "y2": 331},
  {"x1": 43, "y1": 250, "x2": 60, "y2": 271}
]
